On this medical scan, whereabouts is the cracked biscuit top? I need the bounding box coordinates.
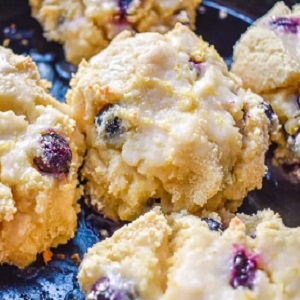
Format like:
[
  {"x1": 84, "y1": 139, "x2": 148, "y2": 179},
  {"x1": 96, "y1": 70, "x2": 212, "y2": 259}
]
[
  {"x1": 30, "y1": 0, "x2": 201, "y2": 64},
  {"x1": 232, "y1": 2, "x2": 300, "y2": 94},
  {"x1": 232, "y1": 2, "x2": 300, "y2": 181},
  {"x1": 0, "y1": 46, "x2": 85, "y2": 268},
  {"x1": 78, "y1": 209, "x2": 300, "y2": 300},
  {"x1": 67, "y1": 24, "x2": 270, "y2": 221}
]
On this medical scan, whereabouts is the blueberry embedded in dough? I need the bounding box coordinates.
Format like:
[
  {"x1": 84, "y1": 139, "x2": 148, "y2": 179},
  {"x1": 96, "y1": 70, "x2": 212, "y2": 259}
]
[
  {"x1": 260, "y1": 101, "x2": 280, "y2": 134},
  {"x1": 0, "y1": 46, "x2": 85, "y2": 268},
  {"x1": 261, "y1": 101, "x2": 276, "y2": 122},
  {"x1": 230, "y1": 246, "x2": 259, "y2": 290},
  {"x1": 87, "y1": 275, "x2": 139, "y2": 300},
  {"x1": 79, "y1": 209, "x2": 300, "y2": 299},
  {"x1": 270, "y1": 17, "x2": 300, "y2": 34},
  {"x1": 188, "y1": 57, "x2": 203, "y2": 75},
  {"x1": 202, "y1": 218, "x2": 222, "y2": 231},
  {"x1": 94, "y1": 104, "x2": 128, "y2": 146},
  {"x1": 232, "y1": 2, "x2": 300, "y2": 182},
  {"x1": 118, "y1": 0, "x2": 134, "y2": 19},
  {"x1": 78, "y1": 210, "x2": 171, "y2": 300},
  {"x1": 68, "y1": 24, "x2": 270, "y2": 221},
  {"x1": 34, "y1": 131, "x2": 72, "y2": 175},
  {"x1": 29, "y1": 0, "x2": 202, "y2": 64}
]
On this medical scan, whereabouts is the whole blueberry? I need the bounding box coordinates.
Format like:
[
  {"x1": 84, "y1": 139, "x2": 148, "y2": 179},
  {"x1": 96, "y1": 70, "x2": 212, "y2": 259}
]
[
  {"x1": 230, "y1": 247, "x2": 258, "y2": 290},
  {"x1": 34, "y1": 131, "x2": 72, "y2": 175},
  {"x1": 270, "y1": 17, "x2": 300, "y2": 34},
  {"x1": 118, "y1": 0, "x2": 133, "y2": 18},
  {"x1": 202, "y1": 218, "x2": 222, "y2": 231},
  {"x1": 105, "y1": 117, "x2": 123, "y2": 139},
  {"x1": 261, "y1": 101, "x2": 275, "y2": 122},
  {"x1": 95, "y1": 104, "x2": 125, "y2": 142},
  {"x1": 88, "y1": 276, "x2": 138, "y2": 300}
]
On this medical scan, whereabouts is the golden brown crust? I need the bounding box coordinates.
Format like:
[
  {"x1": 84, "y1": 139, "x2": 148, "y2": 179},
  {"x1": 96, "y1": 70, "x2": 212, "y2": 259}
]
[
  {"x1": 0, "y1": 47, "x2": 85, "y2": 268},
  {"x1": 67, "y1": 25, "x2": 270, "y2": 221},
  {"x1": 30, "y1": 0, "x2": 201, "y2": 64},
  {"x1": 232, "y1": 2, "x2": 300, "y2": 181},
  {"x1": 79, "y1": 209, "x2": 300, "y2": 299}
]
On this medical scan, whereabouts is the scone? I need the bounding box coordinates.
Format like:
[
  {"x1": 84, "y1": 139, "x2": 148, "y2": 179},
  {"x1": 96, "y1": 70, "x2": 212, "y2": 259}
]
[
  {"x1": 67, "y1": 24, "x2": 271, "y2": 221},
  {"x1": 0, "y1": 46, "x2": 85, "y2": 268},
  {"x1": 78, "y1": 209, "x2": 171, "y2": 300},
  {"x1": 232, "y1": 2, "x2": 300, "y2": 181},
  {"x1": 29, "y1": 0, "x2": 201, "y2": 64},
  {"x1": 78, "y1": 209, "x2": 300, "y2": 300}
]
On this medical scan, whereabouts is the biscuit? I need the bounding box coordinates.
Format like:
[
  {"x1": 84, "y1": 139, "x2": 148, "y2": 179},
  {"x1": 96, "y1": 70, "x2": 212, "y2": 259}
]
[
  {"x1": 67, "y1": 24, "x2": 271, "y2": 221},
  {"x1": 0, "y1": 47, "x2": 85, "y2": 268},
  {"x1": 232, "y1": 2, "x2": 300, "y2": 94},
  {"x1": 232, "y1": 2, "x2": 300, "y2": 181},
  {"x1": 78, "y1": 209, "x2": 300, "y2": 300},
  {"x1": 30, "y1": 0, "x2": 201, "y2": 64}
]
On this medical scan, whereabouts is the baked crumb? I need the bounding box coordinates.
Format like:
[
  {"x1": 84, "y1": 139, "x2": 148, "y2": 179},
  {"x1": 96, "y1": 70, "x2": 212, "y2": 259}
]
[
  {"x1": 71, "y1": 253, "x2": 81, "y2": 265},
  {"x1": 43, "y1": 250, "x2": 53, "y2": 265}
]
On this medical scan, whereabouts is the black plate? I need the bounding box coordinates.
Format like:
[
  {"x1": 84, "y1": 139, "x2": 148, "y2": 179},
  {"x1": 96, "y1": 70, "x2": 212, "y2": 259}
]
[{"x1": 0, "y1": 1, "x2": 299, "y2": 299}]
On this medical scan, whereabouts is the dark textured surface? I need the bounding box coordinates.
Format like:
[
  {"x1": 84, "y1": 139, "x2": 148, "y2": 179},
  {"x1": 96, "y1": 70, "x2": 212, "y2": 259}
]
[
  {"x1": 0, "y1": 1, "x2": 299, "y2": 299},
  {"x1": 0, "y1": 200, "x2": 123, "y2": 300}
]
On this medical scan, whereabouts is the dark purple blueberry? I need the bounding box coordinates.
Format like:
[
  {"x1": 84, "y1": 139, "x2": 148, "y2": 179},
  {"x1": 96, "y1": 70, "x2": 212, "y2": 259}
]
[
  {"x1": 95, "y1": 104, "x2": 125, "y2": 142},
  {"x1": 261, "y1": 101, "x2": 275, "y2": 122},
  {"x1": 230, "y1": 246, "x2": 258, "y2": 290},
  {"x1": 34, "y1": 131, "x2": 72, "y2": 175},
  {"x1": 118, "y1": 0, "x2": 133, "y2": 18},
  {"x1": 202, "y1": 218, "x2": 222, "y2": 231},
  {"x1": 270, "y1": 17, "x2": 300, "y2": 34},
  {"x1": 105, "y1": 117, "x2": 123, "y2": 139},
  {"x1": 297, "y1": 94, "x2": 300, "y2": 109},
  {"x1": 88, "y1": 276, "x2": 138, "y2": 300}
]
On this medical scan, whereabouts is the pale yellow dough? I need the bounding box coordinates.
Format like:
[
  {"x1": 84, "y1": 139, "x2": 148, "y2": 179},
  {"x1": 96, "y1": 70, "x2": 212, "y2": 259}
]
[
  {"x1": 30, "y1": 0, "x2": 201, "y2": 64},
  {"x1": 232, "y1": 2, "x2": 300, "y2": 180},
  {"x1": 0, "y1": 47, "x2": 85, "y2": 268},
  {"x1": 67, "y1": 24, "x2": 270, "y2": 221},
  {"x1": 78, "y1": 209, "x2": 300, "y2": 300}
]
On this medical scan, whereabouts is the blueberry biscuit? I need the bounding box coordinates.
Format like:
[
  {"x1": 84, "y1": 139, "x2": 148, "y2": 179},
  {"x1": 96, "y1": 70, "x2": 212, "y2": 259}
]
[
  {"x1": 67, "y1": 24, "x2": 271, "y2": 221},
  {"x1": 232, "y1": 2, "x2": 300, "y2": 181},
  {"x1": 0, "y1": 47, "x2": 85, "y2": 268},
  {"x1": 79, "y1": 209, "x2": 171, "y2": 300},
  {"x1": 78, "y1": 209, "x2": 300, "y2": 299},
  {"x1": 30, "y1": 0, "x2": 201, "y2": 64}
]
